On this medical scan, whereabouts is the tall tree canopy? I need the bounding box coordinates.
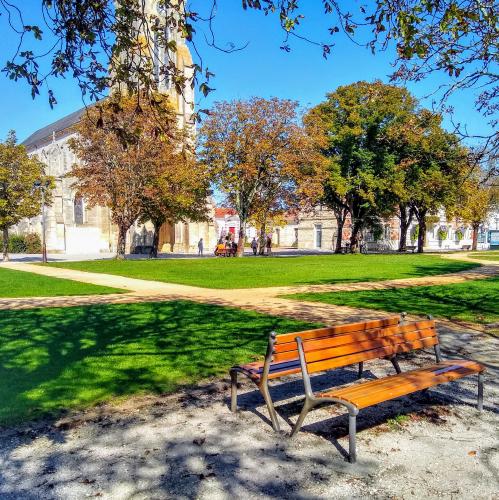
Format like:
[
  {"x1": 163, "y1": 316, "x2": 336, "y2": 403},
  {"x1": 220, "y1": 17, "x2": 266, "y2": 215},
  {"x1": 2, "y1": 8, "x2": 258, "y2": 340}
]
[
  {"x1": 451, "y1": 173, "x2": 499, "y2": 250},
  {"x1": 2, "y1": 1, "x2": 496, "y2": 165},
  {"x1": 388, "y1": 109, "x2": 469, "y2": 252},
  {"x1": 69, "y1": 90, "x2": 202, "y2": 258},
  {"x1": 306, "y1": 81, "x2": 417, "y2": 252},
  {"x1": 200, "y1": 97, "x2": 325, "y2": 256},
  {"x1": 0, "y1": 131, "x2": 52, "y2": 261}
]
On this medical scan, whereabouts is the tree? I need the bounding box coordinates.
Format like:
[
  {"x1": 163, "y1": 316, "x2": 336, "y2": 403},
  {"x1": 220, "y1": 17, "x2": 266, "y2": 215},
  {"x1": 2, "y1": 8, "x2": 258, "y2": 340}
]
[
  {"x1": 390, "y1": 109, "x2": 469, "y2": 252},
  {"x1": 3, "y1": 1, "x2": 496, "y2": 166},
  {"x1": 0, "y1": 131, "x2": 52, "y2": 261},
  {"x1": 306, "y1": 81, "x2": 417, "y2": 253},
  {"x1": 200, "y1": 97, "x2": 325, "y2": 256},
  {"x1": 454, "y1": 175, "x2": 499, "y2": 250},
  {"x1": 139, "y1": 153, "x2": 210, "y2": 257},
  {"x1": 69, "y1": 91, "x2": 192, "y2": 259}
]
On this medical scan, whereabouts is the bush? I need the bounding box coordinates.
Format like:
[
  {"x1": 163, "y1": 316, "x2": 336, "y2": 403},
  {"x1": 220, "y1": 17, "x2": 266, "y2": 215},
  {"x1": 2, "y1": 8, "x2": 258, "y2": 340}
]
[
  {"x1": 455, "y1": 229, "x2": 464, "y2": 242},
  {"x1": 0, "y1": 233, "x2": 41, "y2": 254},
  {"x1": 437, "y1": 227, "x2": 448, "y2": 241},
  {"x1": 25, "y1": 233, "x2": 42, "y2": 253},
  {"x1": 410, "y1": 225, "x2": 419, "y2": 242},
  {"x1": 8, "y1": 235, "x2": 27, "y2": 253}
]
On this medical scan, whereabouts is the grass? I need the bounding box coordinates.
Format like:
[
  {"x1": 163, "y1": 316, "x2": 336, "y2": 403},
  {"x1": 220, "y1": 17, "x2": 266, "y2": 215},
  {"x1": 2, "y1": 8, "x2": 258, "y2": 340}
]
[
  {"x1": 46, "y1": 254, "x2": 479, "y2": 289},
  {"x1": 0, "y1": 300, "x2": 317, "y2": 424},
  {"x1": 468, "y1": 250, "x2": 499, "y2": 262},
  {"x1": 0, "y1": 267, "x2": 124, "y2": 298},
  {"x1": 386, "y1": 414, "x2": 410, "y2": 430},
  {"x1": 286, "y1": 276, "x2": 499, "y2": 326}
]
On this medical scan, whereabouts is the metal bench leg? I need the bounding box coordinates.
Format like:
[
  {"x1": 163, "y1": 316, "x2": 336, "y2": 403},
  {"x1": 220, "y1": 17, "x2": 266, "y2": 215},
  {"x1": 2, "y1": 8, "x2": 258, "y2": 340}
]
[
  {"x1": 290, "y1": 399, "x2": 313, "y2": 438},
  {"x1": 357, "y1": 362, "x2": 364, "y2": 379},
  {"x1": 391, "y1": 357, "x2": 402, "y2": 374},
  {"x1": 478, "y1": 372, "x2": 484, "y2": 412},
  {"x1": 230, "y1": 370, "x2": 238, "y2": 413},
  {"x1": 260, "y1": 383, "x2": 281, "y2": 432},
  {"x1": 348, "y1": 411, "x2": 358, "y2": 463}
]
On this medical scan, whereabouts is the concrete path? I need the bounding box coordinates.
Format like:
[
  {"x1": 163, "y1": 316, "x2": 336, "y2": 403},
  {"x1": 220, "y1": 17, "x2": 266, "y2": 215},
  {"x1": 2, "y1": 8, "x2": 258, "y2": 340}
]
[
  {"x1": 0, "y1": 254, "x2": 498, "y2": 499},
  {"x1": 1, "y1": 258, "x2": 498, "y2": 376},
  {"x1": 0, "y1": 259, "x2": 497, "y2": 312}
]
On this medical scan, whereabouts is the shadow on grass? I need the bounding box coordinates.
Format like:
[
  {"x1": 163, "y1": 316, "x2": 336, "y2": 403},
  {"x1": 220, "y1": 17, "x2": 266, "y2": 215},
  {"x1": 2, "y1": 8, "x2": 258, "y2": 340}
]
[
  {"x1": 0, "y1": 300, "x2": 317, "y2": 425},
  {"x1": 288, "y1": 277, "x2": 499, "y2": 325}
]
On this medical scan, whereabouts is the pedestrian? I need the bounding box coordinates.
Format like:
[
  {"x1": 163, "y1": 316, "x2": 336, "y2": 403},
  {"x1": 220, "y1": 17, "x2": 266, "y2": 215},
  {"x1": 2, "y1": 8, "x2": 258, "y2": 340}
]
[
  {"x1": 198, "y1": 238, "x2": 204, "y2": 256},
  {"x1": 251, "y1": 237, "x2": 258, "y2": 256},
  {"x1": 266, "y1": 235, "x2": 272, "y2": 256}
]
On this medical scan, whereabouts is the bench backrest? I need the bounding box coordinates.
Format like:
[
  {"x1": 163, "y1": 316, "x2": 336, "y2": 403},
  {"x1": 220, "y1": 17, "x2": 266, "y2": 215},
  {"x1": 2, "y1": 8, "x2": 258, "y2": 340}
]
[
  {"x1": 297, "y1": 319, "x2": 437, "y2": 374},
  {"x1": 270, "y1": 316, "x2": 403, "y2": 365}
]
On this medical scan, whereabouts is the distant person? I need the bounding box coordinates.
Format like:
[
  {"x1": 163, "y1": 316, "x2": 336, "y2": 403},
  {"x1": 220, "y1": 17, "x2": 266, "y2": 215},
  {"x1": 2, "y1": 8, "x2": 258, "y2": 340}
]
[
  {"x1": 266, "y1": 236, "x2": 272, "y2": 256},
  {"x1": 198, "y1": 238, "x2": 204, "y2": 256},
  {"x1": 251, "y1": 237, "x2": 258, "y2": 256},
  {"x1": 231, "y1": 241, "x2": 238, "y2": 257}
]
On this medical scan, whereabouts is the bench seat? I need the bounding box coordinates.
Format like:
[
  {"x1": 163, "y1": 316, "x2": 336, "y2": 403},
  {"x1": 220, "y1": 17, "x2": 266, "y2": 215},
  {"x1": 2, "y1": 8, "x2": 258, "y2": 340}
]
[
  {"x1": 235, "y1": 359, "x2": 301, "y2": 382},
  {"x1": 230, "y1": 315, "x2": 404, "y2": 432},
  {"x1": 318, "y1": 360, "x2": 484, "y2": 409}
]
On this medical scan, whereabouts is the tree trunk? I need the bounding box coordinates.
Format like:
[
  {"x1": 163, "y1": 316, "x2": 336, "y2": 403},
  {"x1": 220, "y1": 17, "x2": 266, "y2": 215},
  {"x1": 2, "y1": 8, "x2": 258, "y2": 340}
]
[
  {"x1": 350, "y1": 222, "x2": 362, "y2": 253},
  {"x1": 472, "y1": 224, "x2": 479, "y2": 251},
  {"x1": 416, "y1": 212, "x2": 427, "y2": 253},
  {"x1": 258, "y1": 223, "x2": 266, "y2": 255},
  {"x1": 116, "y1": 225, "x2": 128, "y2": 259},
  {"x1": 151, "y1": 220, "x2": 163, "y2": 258},
  {"x1": 398, "y1": 205, "x2": 414, "y2": 253},
  {"x1": 2, "y1": 227, "x2": 9, "y2": 262},
  {"x1": 236, "y1": 220, "x2": 246, "y2": 257},
  {"x1": 334, "y1": 208, "x2": 347, "y2": 254}
]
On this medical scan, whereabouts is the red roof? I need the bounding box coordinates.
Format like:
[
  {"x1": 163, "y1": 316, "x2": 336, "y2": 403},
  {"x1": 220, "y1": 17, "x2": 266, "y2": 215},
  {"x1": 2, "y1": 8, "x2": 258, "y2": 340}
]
[{"x1": 214, "y1": 207, "x2": 237, "y2": 218}]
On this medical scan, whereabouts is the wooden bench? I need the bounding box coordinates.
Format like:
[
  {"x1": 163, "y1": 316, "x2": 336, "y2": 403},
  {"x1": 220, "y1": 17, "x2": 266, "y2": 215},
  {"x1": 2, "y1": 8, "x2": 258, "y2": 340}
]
[
  {"x1": 229, "y1": 315, "x2": 405, "y2": 432},
  {"x1": 461, "y1": 244, "x2": 472, "y2": 251},
  {"x1": 406, "y1": 245, "x2": 417, "y2": 253},
  {"x1": 290, "y1": 318, "x2": 485, "y2": 463}
]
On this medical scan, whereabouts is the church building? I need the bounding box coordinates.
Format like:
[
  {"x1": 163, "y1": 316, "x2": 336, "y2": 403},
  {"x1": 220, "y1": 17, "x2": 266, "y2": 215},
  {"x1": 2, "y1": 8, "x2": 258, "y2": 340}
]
[{"x1": 17, "y1": 0, "x2": 218, "y2": 255}]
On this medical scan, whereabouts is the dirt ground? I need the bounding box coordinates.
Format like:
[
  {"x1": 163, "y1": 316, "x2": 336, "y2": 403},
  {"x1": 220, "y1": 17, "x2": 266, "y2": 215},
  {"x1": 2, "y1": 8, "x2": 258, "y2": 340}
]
[{"x1": 0, "y1": 347, "x2": 497, "y2": 500}]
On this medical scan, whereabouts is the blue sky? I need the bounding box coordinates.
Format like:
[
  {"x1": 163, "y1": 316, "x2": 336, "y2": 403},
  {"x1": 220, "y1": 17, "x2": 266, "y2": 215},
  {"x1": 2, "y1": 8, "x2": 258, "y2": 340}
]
[{"x1": 0, "y1": 0, "x2": 492, "y2": 145}]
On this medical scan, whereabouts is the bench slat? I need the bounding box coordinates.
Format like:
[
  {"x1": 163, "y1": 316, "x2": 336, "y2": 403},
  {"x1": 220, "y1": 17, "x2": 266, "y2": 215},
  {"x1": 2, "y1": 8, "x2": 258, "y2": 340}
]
[
  {"x1": 301, "y1": 328, "x2": 436, "y2": 364},
  {"x1": 306, "y1": 336, "x2": 438, "y2": 374},
  {"x1": 273, "y1": 321, "x2": 435, "y2": 359},
  {"x1": 318, "y1": 360, "x2": 484, "y2": 408},
  {"x1": 275, "y1": 316, "x2": 400, "y2": 345}
]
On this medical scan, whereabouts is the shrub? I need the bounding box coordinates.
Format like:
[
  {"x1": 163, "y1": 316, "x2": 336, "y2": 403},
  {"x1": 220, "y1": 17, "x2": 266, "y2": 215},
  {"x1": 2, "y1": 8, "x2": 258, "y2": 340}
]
[
  {"x1": 455, "y1": 229, "x2": 464, "y2": 242},
  {"x1": 0, "y1": 233, "x2": 42, "y2": 254},
  {"x1": 437, "y1": 227, "x2": 448, "y2": 241},
  {"x1": 8, "y1": 235, "x2": 27, "y2": 253},
  {"x1": 25, "y1": 233, "x2": 42, "y2": 253},
  {"x1": 410, "y1": 225, "x2": 419, "y2": 242}
]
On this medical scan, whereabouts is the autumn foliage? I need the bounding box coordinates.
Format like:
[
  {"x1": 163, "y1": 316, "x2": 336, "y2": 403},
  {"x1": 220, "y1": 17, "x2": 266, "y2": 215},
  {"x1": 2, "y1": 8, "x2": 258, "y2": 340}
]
[
  {"x1": 200, "y1": 97, "x2": 326, "y2": 256},
  {"x1": 70, "y1": 91, "x2": 207, "y2": 258}
]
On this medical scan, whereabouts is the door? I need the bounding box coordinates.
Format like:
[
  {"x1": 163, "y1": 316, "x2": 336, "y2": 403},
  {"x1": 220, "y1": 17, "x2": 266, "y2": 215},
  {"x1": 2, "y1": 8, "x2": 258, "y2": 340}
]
[{"x1": 315, "y1": 224, "x2": 322, "y2": 249}]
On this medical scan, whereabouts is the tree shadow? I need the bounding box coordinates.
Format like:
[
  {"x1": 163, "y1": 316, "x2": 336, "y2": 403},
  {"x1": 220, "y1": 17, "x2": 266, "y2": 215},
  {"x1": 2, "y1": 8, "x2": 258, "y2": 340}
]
[{"x1": 0, "y1": 300, "x2": 316, "y2": 425}]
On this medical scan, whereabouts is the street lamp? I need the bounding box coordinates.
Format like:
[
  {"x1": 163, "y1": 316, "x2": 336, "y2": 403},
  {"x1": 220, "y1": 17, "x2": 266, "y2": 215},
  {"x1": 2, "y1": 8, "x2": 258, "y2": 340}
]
[{"x1": 33, "y1": 179, "x2": 51, "y2": 263}]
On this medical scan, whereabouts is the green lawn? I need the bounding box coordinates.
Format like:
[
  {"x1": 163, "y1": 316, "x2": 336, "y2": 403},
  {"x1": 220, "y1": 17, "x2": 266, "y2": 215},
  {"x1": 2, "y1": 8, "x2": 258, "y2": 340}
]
[
  {"x1": 468, "y1": 251, "x2": 499, "y2": 262},
  {"x1": 286, "y1": 277, "x2": 499, "y2": 326},
  {"x1": 0, "y1": 267, "x2": 124, "y2": 298},
  {"x1": 47, "y1": 254, "x2": 479, "y2": 289},
  {"x1": 0, "y1": 301, "x2": 316, "y2": 424}
]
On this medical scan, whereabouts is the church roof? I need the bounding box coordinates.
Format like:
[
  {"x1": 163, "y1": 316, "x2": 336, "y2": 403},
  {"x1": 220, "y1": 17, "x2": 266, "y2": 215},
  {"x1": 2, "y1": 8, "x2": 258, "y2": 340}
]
[{"x1": 22, "y1": 106, "x2": 87, "y2": 152}]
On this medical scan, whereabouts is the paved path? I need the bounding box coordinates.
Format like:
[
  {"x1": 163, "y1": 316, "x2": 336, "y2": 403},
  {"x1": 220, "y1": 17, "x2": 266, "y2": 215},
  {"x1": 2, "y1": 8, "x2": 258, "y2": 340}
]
[
  {"x1": 1, "y1": 257, "x2": 498, "y2": 374},
  {"x1": 0, "y1": 257, "x2": 497, "y2": 311}
]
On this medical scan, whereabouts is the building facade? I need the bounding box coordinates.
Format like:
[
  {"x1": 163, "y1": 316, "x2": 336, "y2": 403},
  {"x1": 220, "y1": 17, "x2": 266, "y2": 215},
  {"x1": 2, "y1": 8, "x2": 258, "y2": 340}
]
[{"x1": 15, "y1": 0, "x2": 211, "y2": 255}]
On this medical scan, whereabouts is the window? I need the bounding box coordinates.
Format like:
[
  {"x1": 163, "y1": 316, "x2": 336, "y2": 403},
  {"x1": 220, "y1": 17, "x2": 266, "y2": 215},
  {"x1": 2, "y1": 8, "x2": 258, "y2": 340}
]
[{"x1": 74, "y1": 196, "x2": 84, "y2": 225}]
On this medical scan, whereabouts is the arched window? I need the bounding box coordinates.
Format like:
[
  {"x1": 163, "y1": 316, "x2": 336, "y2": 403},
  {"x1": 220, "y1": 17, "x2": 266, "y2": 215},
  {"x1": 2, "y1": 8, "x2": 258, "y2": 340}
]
[{"x1": 74, "y1": 196, "x2": 84, "y2": 225}]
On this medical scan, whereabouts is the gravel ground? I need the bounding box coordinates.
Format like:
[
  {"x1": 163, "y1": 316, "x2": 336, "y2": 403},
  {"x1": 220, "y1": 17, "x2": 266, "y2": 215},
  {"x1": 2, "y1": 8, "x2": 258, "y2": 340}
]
[{"x1": 0, "y1": 349, "x2": 497, "y2": 500}]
